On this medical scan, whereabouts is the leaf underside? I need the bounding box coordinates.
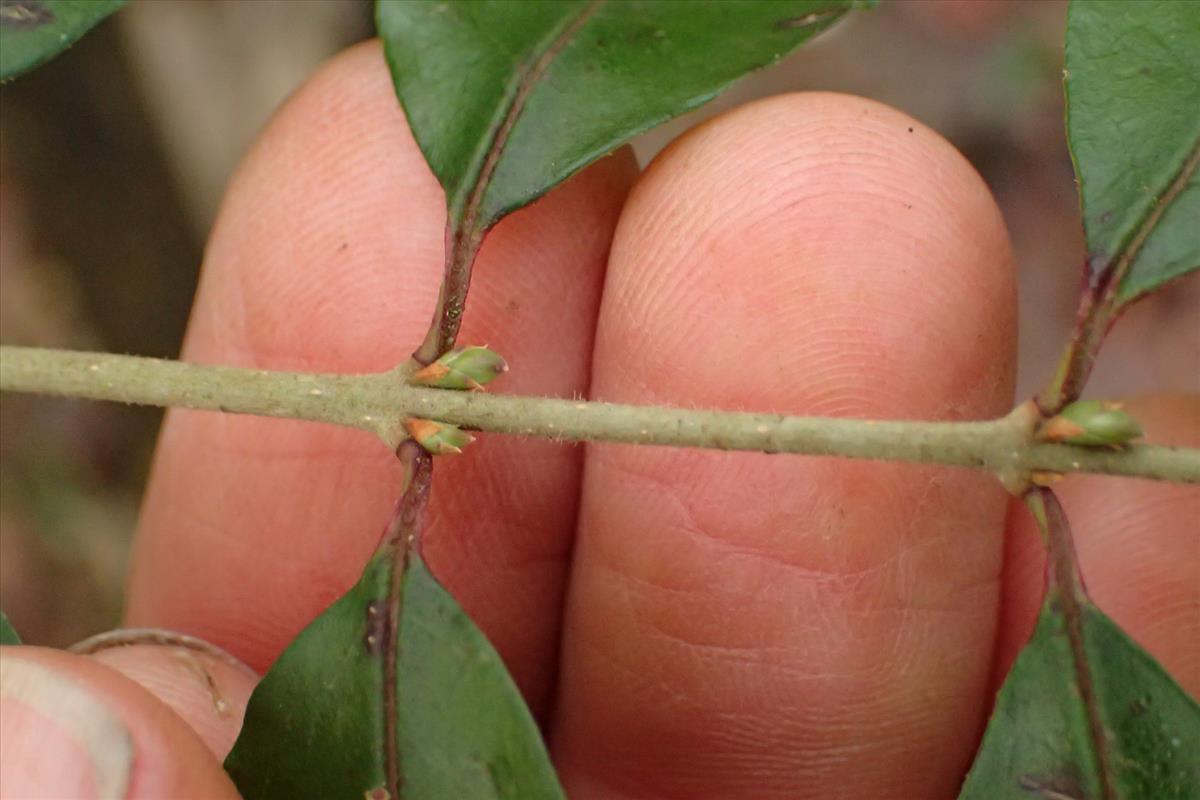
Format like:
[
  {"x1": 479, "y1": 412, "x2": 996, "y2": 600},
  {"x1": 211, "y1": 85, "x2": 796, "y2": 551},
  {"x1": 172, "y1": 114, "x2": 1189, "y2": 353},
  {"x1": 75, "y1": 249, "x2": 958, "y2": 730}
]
[
  {"x1": 224, "y1": 549, "x2": 563, "y2": 800},
  {"x1": 0, "y1": 0, "x2": 126, "y2": 80},
  {"x1": 377, "y1": 0, "x2": 859, "y2": 236},
  {"x1": 1064, "y1": 0, "x2": 1200, "y2": 306},
  {"x1": 960, "y1": 593, "x2": 1200, "y2": 799},
  {"x1": 0, "y1": 611, "x2": 20, "y2": 645}
]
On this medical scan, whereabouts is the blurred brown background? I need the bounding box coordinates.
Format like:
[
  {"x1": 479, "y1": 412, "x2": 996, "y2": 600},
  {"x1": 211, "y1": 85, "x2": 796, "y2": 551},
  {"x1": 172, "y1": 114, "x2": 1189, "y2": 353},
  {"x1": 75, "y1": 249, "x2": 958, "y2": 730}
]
[{"x1": 1, "y1": 0, "x2": 1196, "y2": 646}]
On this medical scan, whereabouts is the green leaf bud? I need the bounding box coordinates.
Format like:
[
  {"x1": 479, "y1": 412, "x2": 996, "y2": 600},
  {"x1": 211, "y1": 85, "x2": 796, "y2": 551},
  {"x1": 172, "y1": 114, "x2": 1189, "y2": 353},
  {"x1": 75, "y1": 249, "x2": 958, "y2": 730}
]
[
  {"x1": 1039, "y1": 400, "x2": 1143, "y2": 447},
  {"x1": 409, "y1": 346, "x2": 508, "y2": 390},
  {"x1": 405, "y1": 418, "x2": 475, "y2": 455}
]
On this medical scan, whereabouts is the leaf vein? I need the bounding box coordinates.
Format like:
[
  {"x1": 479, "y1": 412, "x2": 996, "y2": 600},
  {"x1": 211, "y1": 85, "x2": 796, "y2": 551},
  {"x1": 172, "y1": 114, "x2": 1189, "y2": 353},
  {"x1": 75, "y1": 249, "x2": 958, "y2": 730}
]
[
  {"x1": 1103, "y1": 131, "x2": 1200, "y2": 306},
  {"x1": 383, "y1": 444, "x2": 434, "y2": 799},
  {"x1": 417, "y1": 0, "x2": 604, "y2": 362}
]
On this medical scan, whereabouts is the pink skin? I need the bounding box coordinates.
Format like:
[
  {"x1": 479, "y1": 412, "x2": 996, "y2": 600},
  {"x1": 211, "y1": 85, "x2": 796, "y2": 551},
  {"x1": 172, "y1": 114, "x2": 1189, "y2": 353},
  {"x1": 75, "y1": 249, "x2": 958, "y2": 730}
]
[
  {"x1": 551, "y1": 91, "x2": 1016, "y2": 799},
  {"x1": 0, "y1": 647, "x2": 242, "y2": 799}
]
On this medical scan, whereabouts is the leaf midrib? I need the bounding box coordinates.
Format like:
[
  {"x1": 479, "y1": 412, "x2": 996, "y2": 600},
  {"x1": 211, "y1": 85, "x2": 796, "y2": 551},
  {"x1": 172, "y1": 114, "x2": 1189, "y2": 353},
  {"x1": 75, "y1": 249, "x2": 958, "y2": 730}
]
[
  {"x1": 1100, "y1": 131, "x2": 1200, "y2": 308},
  {"x1": 453, "y1": 0, "x2": 604, "y2": 235},
  {"x1": 1041, "y1": 491, "x2": 1116, "y2": 800},
  {"x1": 382, "y1": 446, "x2": 434, "y2": 798}
]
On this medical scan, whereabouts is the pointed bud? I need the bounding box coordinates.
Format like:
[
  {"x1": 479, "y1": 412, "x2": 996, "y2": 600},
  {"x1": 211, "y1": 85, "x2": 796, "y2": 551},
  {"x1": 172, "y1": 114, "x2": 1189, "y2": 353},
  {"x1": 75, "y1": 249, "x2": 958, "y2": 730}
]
[
  {"x1": 409, "y1": 346, "x2": 508, "y2": 390},
  {"x1": 1039, "y1": 400, "x2": 1143, "y2": 447},
  {"x1": 405, "y1": 418, "x2": 475, "y2": 455}
]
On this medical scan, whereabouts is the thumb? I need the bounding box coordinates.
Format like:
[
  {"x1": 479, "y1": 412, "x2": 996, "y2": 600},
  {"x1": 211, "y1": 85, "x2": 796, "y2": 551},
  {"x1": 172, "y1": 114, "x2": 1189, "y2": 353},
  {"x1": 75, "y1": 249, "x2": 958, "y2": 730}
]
[
  {"x1": 0, "y1": 644, "x2": 247, "y2": 798},
  {"x1": 70, "y1": 630, "x2": 258, "y2": 761}
]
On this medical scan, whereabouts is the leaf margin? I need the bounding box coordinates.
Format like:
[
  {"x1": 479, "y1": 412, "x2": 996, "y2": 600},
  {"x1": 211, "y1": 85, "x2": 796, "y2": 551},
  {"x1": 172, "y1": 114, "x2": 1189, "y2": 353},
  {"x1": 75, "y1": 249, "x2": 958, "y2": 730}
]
[{"x1": 0, "y1": 0, "x2": 127, "y2": 81}]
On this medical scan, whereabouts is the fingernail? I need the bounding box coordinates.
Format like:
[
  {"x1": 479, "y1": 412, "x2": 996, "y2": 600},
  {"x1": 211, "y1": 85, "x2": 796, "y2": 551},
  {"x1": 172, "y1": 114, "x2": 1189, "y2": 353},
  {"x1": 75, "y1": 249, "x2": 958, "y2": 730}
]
[
  {"x1": 0, "y1": 653, "x2": 134, "y2": 799},
  {"x1": 72, "y1": 629, "x2": 258, "y2": 760}
]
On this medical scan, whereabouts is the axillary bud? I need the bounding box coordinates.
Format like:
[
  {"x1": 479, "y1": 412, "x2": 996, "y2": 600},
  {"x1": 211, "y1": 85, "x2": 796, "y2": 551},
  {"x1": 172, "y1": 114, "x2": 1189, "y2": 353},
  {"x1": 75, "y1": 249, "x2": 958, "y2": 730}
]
[{"x1": 1038, "y1": 400, "x2": 1143, "y2": 447}]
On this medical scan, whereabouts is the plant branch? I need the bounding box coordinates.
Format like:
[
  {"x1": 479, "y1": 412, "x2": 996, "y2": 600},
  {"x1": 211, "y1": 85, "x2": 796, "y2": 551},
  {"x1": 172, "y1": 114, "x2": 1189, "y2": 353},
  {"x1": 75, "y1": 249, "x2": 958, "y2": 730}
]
[{"x1": 2, "y1": 345, "x2": 1198, "y2": 484}]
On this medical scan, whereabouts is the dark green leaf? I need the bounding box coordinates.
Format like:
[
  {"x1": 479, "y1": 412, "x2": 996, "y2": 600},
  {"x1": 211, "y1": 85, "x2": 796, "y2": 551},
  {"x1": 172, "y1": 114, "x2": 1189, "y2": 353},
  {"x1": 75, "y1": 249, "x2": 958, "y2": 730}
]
[
  {"x1": 0, "y1": 610, "x2": 20, "y2": 644},
  {"x1": 224, "y1": 549, "x2": 563, "y2": 799},
  {"x1": 377, "y1": 0, "x2": 858, "y2": 233},
  {"x1": 0, "y1": 0, "x2": 126, "y2": 80},
  {"x1": 961, "y1": 593, "x2": 1200, "y2": 799},
  {"x1": 381, "y1": 0, "x2": 864, "y2": 361},
  {"x1": 1065, "y1": 0, "x2": 1200, "y2": 306}
]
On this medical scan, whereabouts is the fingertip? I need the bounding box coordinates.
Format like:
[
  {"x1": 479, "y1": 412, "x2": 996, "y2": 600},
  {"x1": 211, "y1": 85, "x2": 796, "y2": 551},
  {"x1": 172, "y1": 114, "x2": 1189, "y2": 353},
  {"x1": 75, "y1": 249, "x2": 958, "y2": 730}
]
[
  {"x1": 557, "y1": 91, "x2": 1017, "y2": 798},
  {"x1": 186, "y1": 37, "x2": 444, "y2": 372},
  {"x1": 604, "y1": 90, "x2": 1015, "y2": 419},
  {"x1": 0, "y1": 646, "x2": 240, "y2": 799}
]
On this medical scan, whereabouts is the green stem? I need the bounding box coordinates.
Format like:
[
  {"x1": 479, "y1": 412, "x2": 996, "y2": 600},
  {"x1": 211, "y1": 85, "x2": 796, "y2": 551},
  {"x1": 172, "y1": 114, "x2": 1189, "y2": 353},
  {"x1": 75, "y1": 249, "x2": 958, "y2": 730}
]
[{"x1": 2, "y1": 345, "x2": 1197, "y2": 484}]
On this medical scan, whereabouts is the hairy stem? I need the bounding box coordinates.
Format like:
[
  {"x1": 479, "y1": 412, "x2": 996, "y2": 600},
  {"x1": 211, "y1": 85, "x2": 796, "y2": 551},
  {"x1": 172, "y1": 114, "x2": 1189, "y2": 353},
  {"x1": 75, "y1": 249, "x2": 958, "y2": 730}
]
[{"x1": 2, "y1": 345, "x2": 1197, "y2": 484}]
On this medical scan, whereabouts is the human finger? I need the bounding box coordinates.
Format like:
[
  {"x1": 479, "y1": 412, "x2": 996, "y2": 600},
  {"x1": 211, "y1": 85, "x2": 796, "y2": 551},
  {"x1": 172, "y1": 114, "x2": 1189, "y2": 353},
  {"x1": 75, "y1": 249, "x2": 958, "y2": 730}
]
[
  {"x1": 0, "y1": 646, "x2": 239, "y2": 798},
  {"x1": 125, "y1": 40, "x2": 636, "y2": 718},
  {"x1": 553, "y1": 92, "x2": 1017, "y2": 798},
  {"x1": 71, "y1": 630, "x2": 258, "y2": 760}
]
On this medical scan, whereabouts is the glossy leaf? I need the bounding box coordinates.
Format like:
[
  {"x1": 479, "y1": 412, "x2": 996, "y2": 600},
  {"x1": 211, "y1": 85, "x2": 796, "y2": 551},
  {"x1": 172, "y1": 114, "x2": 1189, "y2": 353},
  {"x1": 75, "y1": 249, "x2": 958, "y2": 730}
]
[
  {"x1": 0, "y1": 611, "x2": 20, "y2": 645},
  {"x1": 1065, "y1": 0, "x2": 1200, "y2": 306},
  {"x1": 379, "y1": 0, "x2": 859, "y2": 232},
  {"x1": 961, "y1": 592, "x2": 1200, "y2": 798},
  {"x1": 224, "y1": 549, "x2": 563, "y2": 799},
  {"x1": 379, "y1": 0, "x2": 865, "y2": 360},
  {"x1": 0, "y1": 0, "x2": 126, "y2": 80}
]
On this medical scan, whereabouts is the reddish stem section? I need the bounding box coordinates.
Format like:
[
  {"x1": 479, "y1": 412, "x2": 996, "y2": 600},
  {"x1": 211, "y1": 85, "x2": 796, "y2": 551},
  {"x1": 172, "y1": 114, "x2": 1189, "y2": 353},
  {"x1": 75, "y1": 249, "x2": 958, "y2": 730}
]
[
  {"x1": 1027, "y1": 487, "x2": 1115, "y2": 800},
  {"x1": 379, "y1": 441, "x2": 434, "y2": 797},
  {"x1": 413, "y1": 1, "x2": 604, "y2": 364},
  {"x1": 1040, "y1": 137, "x2": 1200, "y2": 413}
]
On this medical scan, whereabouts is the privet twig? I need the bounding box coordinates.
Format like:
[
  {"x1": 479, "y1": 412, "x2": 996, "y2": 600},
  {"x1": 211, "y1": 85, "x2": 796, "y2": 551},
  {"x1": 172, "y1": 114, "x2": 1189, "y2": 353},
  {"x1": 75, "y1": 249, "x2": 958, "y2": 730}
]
[{"x1": 2, "y1": 345, "x2": 1197, "y2": 485}]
